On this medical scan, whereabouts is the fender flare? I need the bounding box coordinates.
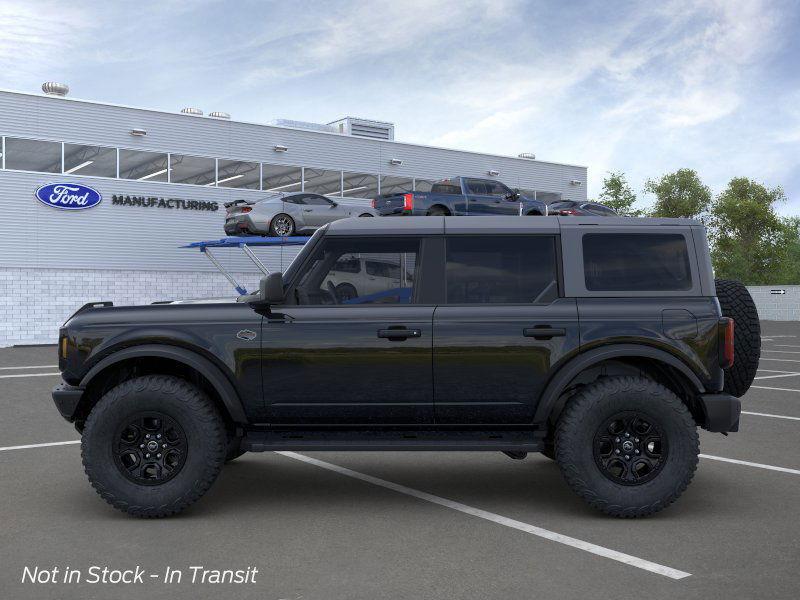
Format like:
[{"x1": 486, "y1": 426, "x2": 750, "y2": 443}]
[
  {"x1": 533, "y1": 344, "x2": 706, "y2": 424},
  {"x1": 79, "y1": 344, "x2": 247, "y2": 423}
]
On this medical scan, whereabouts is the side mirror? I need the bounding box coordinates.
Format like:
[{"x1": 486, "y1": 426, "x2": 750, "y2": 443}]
[
  {"x1": 329, "y1": 201, "x2": 338, "y2": 208},
  {"x1": 262, "y1": 271, "x2": 285, "y2": 304}
]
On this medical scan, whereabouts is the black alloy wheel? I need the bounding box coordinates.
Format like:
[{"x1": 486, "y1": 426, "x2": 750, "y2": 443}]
[
  {"x1": 593, "y1": 411, "x2": 667, "y2": 485},
  {"x1": 114, "y1": 412, "x2": 187, "y2": 485}
]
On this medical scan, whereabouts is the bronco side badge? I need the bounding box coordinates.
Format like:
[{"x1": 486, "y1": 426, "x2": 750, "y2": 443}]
[{"x1": 236, "y1": 329, "x2": 257, "y2": 341}]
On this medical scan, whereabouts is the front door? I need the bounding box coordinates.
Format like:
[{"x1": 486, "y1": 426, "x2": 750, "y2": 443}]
[
  {"x1": 263, "y1": 235, "x2": 435, "y2": 425},
  {"x1": 433, "y1": 234, "x2": 579, "y2": 423},
  {"x1": 297, "y1": 194, "x2": 346, "y2": 228},
  {"x1": 464, "y1": 179, "x2": 519, "y2": 215}
]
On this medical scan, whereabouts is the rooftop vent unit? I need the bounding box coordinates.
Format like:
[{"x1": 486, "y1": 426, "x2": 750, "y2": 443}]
[
  {"x1": 209, "y1": 111, "x2": 230, "y2": 119},
  {"x1": 518, "y1": 152, "x2": 536, "y2": 160},
  {"x1": 269, "y1": 119, "x2": 337, "y2": 134},
  {"x1": 329, "y1": 117, "x2": 394, "y2": 141},
  {"x1": 42, "y1": 82, "x2": 69, "y2": 96},
  {"x1": 180, "y1": 107, "x2": 203, "y2": 116}
]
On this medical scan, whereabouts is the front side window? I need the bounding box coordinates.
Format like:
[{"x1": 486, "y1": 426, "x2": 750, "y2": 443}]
[
  {"x1": 485, "y1": 181, "x2": 512, "y2": 197},
  {"x1": 63, "y1": 144, "x2": 117, "y2": 177},
  {"x1": 583, "y1": 233, "x2": 692, "y2": 291},
  {"x1": 465, "y1": 179, "x2": 490, "y2": 195},
  {"x1": 294, "y1": 237, "x2": 419, "y2": 305},
  {"x1": 303, "y1": 194, "x2": 334, "y2": 206},
  {"x1": 119, "y1": 149, "x2": 168, "y2": 182},
  {"x1": 445, "y1": 236, "x2": 558, "y2": 304},
  {"x1": 4, "y1": 138, "x2": 61, "y2": 173}
]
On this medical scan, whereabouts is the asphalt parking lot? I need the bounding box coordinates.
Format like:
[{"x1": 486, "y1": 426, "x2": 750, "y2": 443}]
[{"x1": 1, "y1": 322, "x2": 799, "y2": 600}]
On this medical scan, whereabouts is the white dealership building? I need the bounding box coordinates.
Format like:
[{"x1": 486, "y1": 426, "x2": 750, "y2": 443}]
[{"x1": 0, "y1": 85, "x2": 588, "y2": 346}]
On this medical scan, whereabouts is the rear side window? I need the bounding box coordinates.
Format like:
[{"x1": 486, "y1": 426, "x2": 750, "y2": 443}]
[
  {"x1": 583, "y1": 233, "x2": 692, "y2": 291},
  {"x1": 445, "y1": 236, "x2": 558, "y2": 304}
]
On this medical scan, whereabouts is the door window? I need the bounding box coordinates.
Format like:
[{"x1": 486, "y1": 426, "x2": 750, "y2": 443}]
[
  {"x1": 302, "y1": 194, "x2": 334, "y2": 206},
  {"x1": 294, "y1": 237, "x2": 419, "y2": 305},
  {"x1": 445, "y1": 236, "x2": 558, "y2": 304},
  {"x1": 465, "y1": 179, "x2": 490, "y2": 195},
  {"x1": 484, "y1": 181, "x2": 512, "y2": 197}
]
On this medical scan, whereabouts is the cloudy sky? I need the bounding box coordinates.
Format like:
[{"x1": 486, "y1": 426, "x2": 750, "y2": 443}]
[{"x1": 2, "y1": 0, "x2": 798, "y2": 213}]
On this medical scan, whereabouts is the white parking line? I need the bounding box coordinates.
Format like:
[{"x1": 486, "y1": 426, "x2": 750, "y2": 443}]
[
  {"x1": 762, "y1": 350, "x2": 800, "y2": 355},
  {"x1": 0, "y1": 440, "x2": 80, "y2": 452},
  {"x1": 742, "y1": 411, "x2": 800, "y2": 422},
  {"x1": 769, "y1": 344, "x2": 800, "y2": 349},
  {"x1": 751, "y1": 385, "x2": 800, "y2": 393},
  {"x1": 0, "y1": 372, "x2": 61, "y2": 379},
  {"x1": 759, "y1": 357, "x2": 800, "y2": 364},
  {"x1": 277, "y1": 451, "x2": 692, "y2": 580},
  {"x1": 0, "y1": 365, "x2": 58, "y2": 370},
  {"x1": 700, "y1": 454, "x2": 800, "y2": 475},
  {"x1": 754, "y1": 372, "x2": 800, "y2": 380}
]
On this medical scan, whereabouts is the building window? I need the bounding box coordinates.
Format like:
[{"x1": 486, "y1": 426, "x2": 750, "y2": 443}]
[
  {"x1": 304, "y1": 168, "x2": 342, "y2": 196},
  {"x1": 217, "y1": 159, "x2": 260, "y2": 189},
  {"x1": 4, "y1": 138, "x2": 61, "y2": 173},
  {"x1": 262, "y1": 163, "x2": 302, "y2": 193},
  {"x1": 63, "y1": 144, "x2": 117, "y2": 177},
  {"x1": 119, "y1": 149, "x2": 169, "y2": 182},
  {"x1": 170, "y1": 154, "x2": 216, "y2": 186},
  {"x1": 379, "y1": 175, "x2": 413, "y2": 195},
  {"x1": 414, "y1": 178, "x2": 436, "y2": 192},
  {"x1": 342, "y1": 171, "x2": 379, "y2": 198}
]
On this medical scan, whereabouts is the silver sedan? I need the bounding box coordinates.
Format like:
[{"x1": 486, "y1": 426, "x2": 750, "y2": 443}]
[{"x1": 224, "y1": 192, "x2": 377, "y2": 236}]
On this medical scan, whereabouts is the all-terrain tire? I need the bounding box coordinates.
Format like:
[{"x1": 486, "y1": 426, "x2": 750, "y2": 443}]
[
  {"x1": 555, "y1": 376, "x2": 699, "y2": 518},
  {"x1": 81, "y1": 375, "x2": 226, "y2": 518},
  {"x1": 715, "y1": 278, "x2": 760, "y2": 398}
]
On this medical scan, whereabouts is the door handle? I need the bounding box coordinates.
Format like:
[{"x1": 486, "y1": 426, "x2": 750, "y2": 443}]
[
  {"x1": 303, "y1": 208, "x2": 313, "y2": 212},
  {"x1": 523, "y1": 327, "x2": 566, "y2": 339},
  {"x1": 378, "y1": 328, "x2": 421, "y2": 340}
]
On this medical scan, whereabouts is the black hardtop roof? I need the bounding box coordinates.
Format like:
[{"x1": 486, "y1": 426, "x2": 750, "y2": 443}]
[{"x1": 325, "y1": 216, "x2": 702, "y2": 236}]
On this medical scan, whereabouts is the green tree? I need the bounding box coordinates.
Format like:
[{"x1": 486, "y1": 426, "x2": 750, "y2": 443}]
[
  {"x1": 709, "y1": 177, "x2": 796, "y2": 284},
  {"x1": 644, "y1": 168, "x2": 711, "y2": 219},
  {"x1": 598, "y1": 171, "x2": 642, "y2": 216}
]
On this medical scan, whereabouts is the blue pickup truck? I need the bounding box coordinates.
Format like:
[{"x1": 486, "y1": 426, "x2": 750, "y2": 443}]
[{"x1": 371, "y1": 177, "x2": 548, "y2": 217}]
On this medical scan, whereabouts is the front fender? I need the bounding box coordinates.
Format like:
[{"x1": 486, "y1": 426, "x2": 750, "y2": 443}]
[{"x1": 79, "y1": 343, "x2": 247, "y2": 423}]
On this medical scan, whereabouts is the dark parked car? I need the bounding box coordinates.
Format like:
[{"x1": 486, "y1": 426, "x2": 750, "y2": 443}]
[
  {"x1": 548, "y1": 200, "x2": 617, "y2": 216},
  {"x1": 224, "y1": 191, "x2": 377, "y2": 236},
  {"x1": 372, "y1": 177, "x2": 547, "y2": 217},
  {"x1": 53, "y1": 216, "x2": 760, "y2": 518}
]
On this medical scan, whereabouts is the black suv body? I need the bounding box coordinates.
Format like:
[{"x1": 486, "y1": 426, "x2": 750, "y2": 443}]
[{"x1": 53, "y1": 216, "x2": 753, "y2": 518}]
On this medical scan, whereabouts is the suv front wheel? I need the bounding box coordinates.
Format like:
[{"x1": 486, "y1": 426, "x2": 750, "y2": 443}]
[
  {"x1": 555, "y1": 376, "x2": 699, "y2": 518},
  {"x1": 81, "y1": 375, "x2": 227, "y2": 517}
]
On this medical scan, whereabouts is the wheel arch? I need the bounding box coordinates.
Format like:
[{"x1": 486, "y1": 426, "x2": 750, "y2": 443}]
[
  {"x1": 535, "y1": 344, "x2": 707, "y2": 427},
  {"x1": 427, "y1": 204, "x2": 452, "y2": 215},
  {"x1": 76, "y1": 344, "x2": 247, "y2": 429}
]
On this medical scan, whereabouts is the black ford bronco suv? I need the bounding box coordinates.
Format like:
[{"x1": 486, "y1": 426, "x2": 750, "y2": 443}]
[{"x1": 52, "y1": 216, "x2": 760, "y2": 518}]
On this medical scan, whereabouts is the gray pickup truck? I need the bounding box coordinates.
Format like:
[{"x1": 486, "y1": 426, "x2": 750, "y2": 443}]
[{"x1": 372, "y1": 177, "x2": 547, "y2": 217}]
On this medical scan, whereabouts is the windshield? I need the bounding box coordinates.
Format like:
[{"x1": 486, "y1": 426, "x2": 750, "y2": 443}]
[{"x1": 282, "y1": 226, "x2": 327, "y2": 283}]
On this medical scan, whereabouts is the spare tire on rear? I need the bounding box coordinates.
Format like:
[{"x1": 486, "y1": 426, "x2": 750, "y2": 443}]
[{"x1": 715, "y1": 279, "x2": 760, "y2": 397}]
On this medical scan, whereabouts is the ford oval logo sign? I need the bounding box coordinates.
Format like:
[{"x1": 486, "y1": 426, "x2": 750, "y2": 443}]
[{"x1": 35, "y1": 183, "x2": 102, "y2": 210}]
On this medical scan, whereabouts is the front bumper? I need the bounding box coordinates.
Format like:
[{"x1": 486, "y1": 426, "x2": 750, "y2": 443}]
[
  {"x1": 52, "y1": 382, "x2": 84, "y2": 421},
  {"x1": 699, "y1": 393, "x2": 741, "y2": 432}
]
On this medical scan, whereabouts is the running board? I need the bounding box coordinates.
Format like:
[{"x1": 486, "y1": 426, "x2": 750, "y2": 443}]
[{"x1": 242, "y1": 429, "x2": 545, "y2": 452}]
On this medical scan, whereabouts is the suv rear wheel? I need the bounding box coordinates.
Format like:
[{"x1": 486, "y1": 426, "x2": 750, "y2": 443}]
[
  {"x1": 81, "y1": 375, "x2": 226, "y2": 517},
  {"x1": 555, "y1": 376, "x2": 698, "y2": 518}
]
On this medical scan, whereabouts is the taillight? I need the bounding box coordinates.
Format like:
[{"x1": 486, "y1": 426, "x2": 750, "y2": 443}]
[
  {"x1": 403, "y1": 193, "x2": 414, "y2": 211},
  {"x1": 241, "y1": 207, "x2": 252, "y2": 213},
  {"x1": 371, "y1": 198, "x2": 377, "y2": 209},
  {"x1": 719, "y1": 317, "x2": 735, "y2": 368}
]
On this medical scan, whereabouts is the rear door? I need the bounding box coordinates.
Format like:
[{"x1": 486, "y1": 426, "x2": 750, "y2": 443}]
[{"x1": 433, "y1": 234, "x2": 579, "y2": 424}]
